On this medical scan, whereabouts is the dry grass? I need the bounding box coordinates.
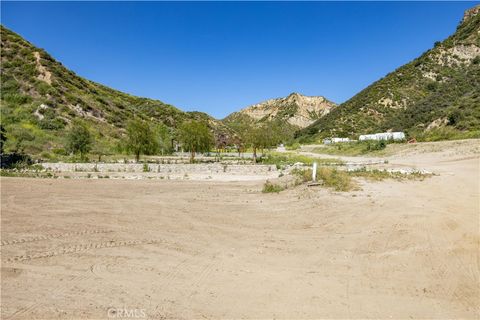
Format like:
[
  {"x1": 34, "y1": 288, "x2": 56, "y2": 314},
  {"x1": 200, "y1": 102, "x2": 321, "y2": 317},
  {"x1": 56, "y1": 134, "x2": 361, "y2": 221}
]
[
  {"x1": 262, "y1": 180, "x2": 285, "y2": 193},
  {"x1": 292, "y1": 167, "x2": 355, "y2": 192}
]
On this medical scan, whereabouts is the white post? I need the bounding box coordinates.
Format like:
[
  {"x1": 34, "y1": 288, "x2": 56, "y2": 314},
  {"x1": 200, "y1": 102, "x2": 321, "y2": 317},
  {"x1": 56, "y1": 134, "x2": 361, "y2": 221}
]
[{"x1": 312, "y1": 162, "x2": 317, "y2": 182}]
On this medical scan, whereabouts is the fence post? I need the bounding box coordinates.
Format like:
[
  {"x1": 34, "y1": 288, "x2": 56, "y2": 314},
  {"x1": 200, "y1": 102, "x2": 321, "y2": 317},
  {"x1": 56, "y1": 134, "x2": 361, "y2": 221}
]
[{"x1": 312, "y1": 162, "x2": 317, "y2": 182}]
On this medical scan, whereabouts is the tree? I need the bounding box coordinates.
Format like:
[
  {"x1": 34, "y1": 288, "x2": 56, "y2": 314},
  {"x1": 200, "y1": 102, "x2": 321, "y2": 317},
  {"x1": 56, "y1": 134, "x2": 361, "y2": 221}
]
[
  {"x1": 91, "y1": 140, "x2": 112, "y2": 162},
  {"x1": 66, "y1": 121, "x2": 92, "y2": 160},
  {"x1": 245, "y1": 125, "x2": 269, "y2": 164},
  {"x1": 177, "y1": 121, "x2": 213, "y2": 163},
  {"x1": 125, "y1": 119, "x2": 159, "y2": 162},
  {"x1": 232, "y1": 135, "x2": 244, "y2": 157},
  {"x1": 214, "y1": 132, "x2": 228, "y2": 161},
  {"x1": 156, "y1": 123, "x2": 172, "y2": 155}
]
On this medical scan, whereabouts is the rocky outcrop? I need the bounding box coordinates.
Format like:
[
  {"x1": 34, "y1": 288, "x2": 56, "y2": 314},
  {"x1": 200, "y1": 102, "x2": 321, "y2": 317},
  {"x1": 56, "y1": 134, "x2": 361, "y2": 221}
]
[
  {"x1": 462, "y1": 4, "x2": 480, "y2": 22},
  {"x1": 232, "y1": 92, "x2": 336, "y2": 128}
]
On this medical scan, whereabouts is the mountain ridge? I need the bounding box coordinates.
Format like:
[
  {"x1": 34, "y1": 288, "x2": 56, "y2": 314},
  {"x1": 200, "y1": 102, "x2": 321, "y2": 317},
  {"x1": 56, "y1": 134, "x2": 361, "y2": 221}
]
[
  {"x1": 1, "y1": 4, "x2": 479, "y2": 157},
  {"x1": 0, "y1": 25, "x2": 235, "y2": 156},
  {"x1": 295, "y1": 5, "x2": 480, "y2": 141},
  {"x1": 225, "y1": 92, "x2": 336, "y2": 128}
]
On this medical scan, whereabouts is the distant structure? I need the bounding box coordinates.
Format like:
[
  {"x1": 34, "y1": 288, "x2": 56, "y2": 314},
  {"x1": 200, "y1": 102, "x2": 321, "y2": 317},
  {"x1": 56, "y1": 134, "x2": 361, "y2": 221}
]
[
  {"x1": 359, "y1": 132, "x2": 405, "y2": 141},
  {"x1": 276, "y1": 144, "x2": 286, "y2": 152},
  {"x1": 323, "y1": 137, "x2": 350, "y2": 145},
  {"x1": 332, "y1": 137, "x2": 350, "y2": 143}
]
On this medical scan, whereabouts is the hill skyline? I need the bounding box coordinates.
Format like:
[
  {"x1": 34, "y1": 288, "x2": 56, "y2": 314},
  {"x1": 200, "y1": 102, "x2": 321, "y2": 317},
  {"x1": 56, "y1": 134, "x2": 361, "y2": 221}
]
[{"x1": 1, "y1": 1, "x2": 475, "y2": 118}]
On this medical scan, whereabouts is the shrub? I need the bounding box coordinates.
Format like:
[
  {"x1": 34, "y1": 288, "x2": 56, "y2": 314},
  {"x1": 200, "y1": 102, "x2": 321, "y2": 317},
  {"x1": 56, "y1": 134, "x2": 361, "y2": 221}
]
[
  {"x1": 416, "y1": 127, "x2": 478, "y2": 141},
  {"x1": 349, "y1": 167, "x2": 431, "y2": 181},
  {"x1": 143, "y1": 162, "x2": 150, "y2": 172},
  {"x1": 2, "y1": 93, "x2": 31, "y2": 105},
  {"x1": 316, "y1": 167, "x2": 355, "y2": 192},
  {"x1": 365, "y1": 140, "x2": 387, "y2": 151},
  {"x1": 286, "y1": 142, "x2": 301, "y2": 150},
  {"x1": 426, "y1": 81, "x2": 438, "y2": 91},
  {"x1": 262, "y1": 152, "x2": 343, "y2": 167},
  {"x1": 291, "y1": 168, "x2": 313, "y2": 184},
  {"x1": 52, "y1": 148, "x2": 67, "y2": 155},
  {"x1": 0, "y1": 153, "x2": 33, "y2": 169},
  {"x1": 262, "y1": 181, "x2": 285, "y2": 193},
  {"x1": 40, "y1": 151, "x2": 54, "y2": 160},
  {"x1": 38, "y1": 109, "x2": 66, "y2": 130},
  {"x1": 291, "y1": 167, "x2": 354, "y2": 191}
]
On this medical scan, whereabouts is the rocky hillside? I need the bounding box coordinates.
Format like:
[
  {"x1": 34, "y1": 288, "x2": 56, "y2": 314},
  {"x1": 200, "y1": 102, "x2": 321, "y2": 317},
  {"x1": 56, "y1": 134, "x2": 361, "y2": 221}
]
[
  {"x1": 225, "y1": 93, "x2": 336, "y2": 128},
  {"x1": 0, "y1": 26, "x2": 233, "y2": 157},
  {"x1": 296, "y1": 5, "x2": 480, "y2": 141},
  {"x1": 223, "y1": 93, "x2": 336, "y2": 141}
]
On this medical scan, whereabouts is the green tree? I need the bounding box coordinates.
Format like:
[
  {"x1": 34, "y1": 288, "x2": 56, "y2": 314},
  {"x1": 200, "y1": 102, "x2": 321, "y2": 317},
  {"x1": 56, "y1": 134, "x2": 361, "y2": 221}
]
[
  {"x1": 125, "y1": 119, "x2": 158, "y2": 162},
  {"x1": 245, "y1": 125, "x2": 270, "y2": 164},
  {"x1": 66, "y1": 121, "x2": 92, "y2": 160},
  {"x1": 178, "y1": 121, "x2": 213, "y2": 163},
  {"x1": 91, "y1": 140, "x2": 112, "y2": 162},
  {"x1": 156, "y1": 123, "x2": 172, "y2": 155}
]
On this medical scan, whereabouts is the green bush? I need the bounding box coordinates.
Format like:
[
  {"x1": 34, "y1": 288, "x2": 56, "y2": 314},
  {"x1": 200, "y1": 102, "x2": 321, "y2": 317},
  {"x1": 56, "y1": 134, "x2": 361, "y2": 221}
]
[
  {"x1": 349, "y1": 167, "x2": 431, "y2": 181},
  {"x1": 262, "y1": 181, "x2": 285, "y2": 193},
  {"x1": 286, "y1": 142, "x2": 301, "y2": 150},
  {"x1": 365, "y1": 140, "x2": 387, "y2": 151},
  {"x1": 261, "y1": 152, "x2": 343, "y2": 167},
  {"x1": 316, "y1": 167, "x2": 355, "y2": 192},
  {"x1": 143, "y1": 162, "x2": 150, "y2": 172},
  {"x1": 291, "y1": 168, "x2": 313, "y2": 183},
  {"x1": 291, "y1": 167, "x2": 354, "y2": 191},
  {"x1": 52, "y1": 148, "x2": 67, "y2": 155},
  {"x1": 416, "y1": 127, "x2": 480, "y2": 142},
  {"x1": 2, "y1": 93, "x2": 31, "y2": 105}
]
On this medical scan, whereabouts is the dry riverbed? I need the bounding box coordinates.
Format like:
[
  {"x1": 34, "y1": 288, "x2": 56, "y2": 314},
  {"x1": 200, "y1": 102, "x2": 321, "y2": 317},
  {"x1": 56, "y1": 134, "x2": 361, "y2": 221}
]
[{"x1": 1, "y1": 140, "x2": 479, "y2": 319}]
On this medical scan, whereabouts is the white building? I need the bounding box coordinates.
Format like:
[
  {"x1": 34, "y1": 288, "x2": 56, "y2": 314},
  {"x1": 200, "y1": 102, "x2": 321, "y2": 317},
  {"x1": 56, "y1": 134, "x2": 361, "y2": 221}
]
[
  {"x1": 331, "y1": 137, "x2": 350, "y2": 143},
  {"x1": 359, "y1": 132, "x2": 405, "y2": 141}
]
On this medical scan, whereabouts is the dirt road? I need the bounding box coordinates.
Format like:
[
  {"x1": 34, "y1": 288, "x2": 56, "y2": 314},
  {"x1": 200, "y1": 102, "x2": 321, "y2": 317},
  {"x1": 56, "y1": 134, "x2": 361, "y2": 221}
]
[{"x1": 1, "y1": 141, "x2": 479, "y2": 319}]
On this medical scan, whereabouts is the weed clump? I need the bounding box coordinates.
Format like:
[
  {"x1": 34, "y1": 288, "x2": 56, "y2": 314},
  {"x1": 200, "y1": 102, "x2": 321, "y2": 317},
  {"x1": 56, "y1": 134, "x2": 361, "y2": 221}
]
[
  {"x1": 262, "y1": 181, "x2": 285, "y2": 193},
  {"x1": 316, "y1": 167, "x2": 355, "y2": 191},
  {"x1": 291, "y1": 167, "x2": 355, "y2": 191}
]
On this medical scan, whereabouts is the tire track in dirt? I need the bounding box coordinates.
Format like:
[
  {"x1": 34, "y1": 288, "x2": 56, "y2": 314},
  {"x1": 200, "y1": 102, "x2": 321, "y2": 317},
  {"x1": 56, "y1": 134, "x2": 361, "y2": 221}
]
[
  {"x1": 5, "y1": 239, "x2": 160, "y2": 263},
  {"x1": 421, "y1": 216, "x2": 457, "y2": 315},
  {"x1": 5, "y1": 274, "x2": 90, "y2": 320},
  {"x1": 435, "y1": 217, "x2": 479, "y2": 312},
  {"x1": 1, "y1": 229, "x2": 113, "y2": 246}
]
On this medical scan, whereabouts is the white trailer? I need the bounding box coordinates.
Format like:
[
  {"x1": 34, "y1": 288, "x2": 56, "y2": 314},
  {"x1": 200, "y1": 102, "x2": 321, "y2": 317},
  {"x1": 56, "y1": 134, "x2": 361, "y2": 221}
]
[{"x1": 359, "y1": 132, "x2": 405, "y2": 141}]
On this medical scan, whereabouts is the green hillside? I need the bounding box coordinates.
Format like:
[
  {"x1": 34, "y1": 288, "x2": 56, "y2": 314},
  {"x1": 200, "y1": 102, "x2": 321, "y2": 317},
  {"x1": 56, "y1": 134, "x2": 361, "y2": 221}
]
[
  {"x1": 0, "y1": 25, "x2": 232, "y2": 158},
  {"x1": 295, "y1": 6, "x2": 480, "y2": 142}
]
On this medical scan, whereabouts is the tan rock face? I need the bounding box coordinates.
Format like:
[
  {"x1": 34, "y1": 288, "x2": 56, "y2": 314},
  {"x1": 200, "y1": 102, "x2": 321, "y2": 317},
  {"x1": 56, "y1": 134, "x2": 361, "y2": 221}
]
[
  {"x1": 33, "y1": 52, "x2": 52, "y2": 85},
  {"x1": 462, "y1": 5, "x2": 480, "y2": 23},
  {"x1": 238, "y1": 93, "x2": 336, "y2": 128},
  {"x1": 432, "y1": 45, "x2": 480, "y2": 67}
]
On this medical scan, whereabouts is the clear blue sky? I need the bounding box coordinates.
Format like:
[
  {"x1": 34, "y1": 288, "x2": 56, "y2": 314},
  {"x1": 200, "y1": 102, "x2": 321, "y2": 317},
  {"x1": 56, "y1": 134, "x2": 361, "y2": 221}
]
[{"x1": 1, "y1": 1, "x2": 477, "y2": 118}]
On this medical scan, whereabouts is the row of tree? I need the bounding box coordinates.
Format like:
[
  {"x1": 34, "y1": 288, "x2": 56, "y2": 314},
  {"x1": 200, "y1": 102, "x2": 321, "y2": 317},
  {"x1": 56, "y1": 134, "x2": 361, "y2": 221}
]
[{"x1": 65, "y1": 119, "x2": 285, "y2": 163}]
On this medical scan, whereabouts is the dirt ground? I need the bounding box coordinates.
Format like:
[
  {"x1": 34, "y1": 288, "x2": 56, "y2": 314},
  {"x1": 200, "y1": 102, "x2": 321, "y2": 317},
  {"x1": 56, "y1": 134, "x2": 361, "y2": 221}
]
[{"x1": 1, "y1": 140, "x2": 479, "y2": 319}]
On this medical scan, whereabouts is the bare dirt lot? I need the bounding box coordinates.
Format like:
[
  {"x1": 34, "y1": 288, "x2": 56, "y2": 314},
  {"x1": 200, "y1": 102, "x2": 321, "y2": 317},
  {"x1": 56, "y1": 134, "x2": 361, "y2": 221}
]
[{"x1": 1, "y1": 140, "x2": 479, "y2": 319}]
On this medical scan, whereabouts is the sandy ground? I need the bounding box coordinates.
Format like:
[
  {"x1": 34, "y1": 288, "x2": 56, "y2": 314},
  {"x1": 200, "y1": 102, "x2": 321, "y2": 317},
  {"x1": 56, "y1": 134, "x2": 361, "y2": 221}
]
[{"x1": 1, "y1": 140, "x2": 479, "y2": 319}]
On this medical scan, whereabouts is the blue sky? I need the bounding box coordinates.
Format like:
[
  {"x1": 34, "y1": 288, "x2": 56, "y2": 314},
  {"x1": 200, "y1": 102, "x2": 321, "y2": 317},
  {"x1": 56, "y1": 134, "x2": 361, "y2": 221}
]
[{"x1": 1, "y1": 1, "x2": 477, "y2": 118}]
